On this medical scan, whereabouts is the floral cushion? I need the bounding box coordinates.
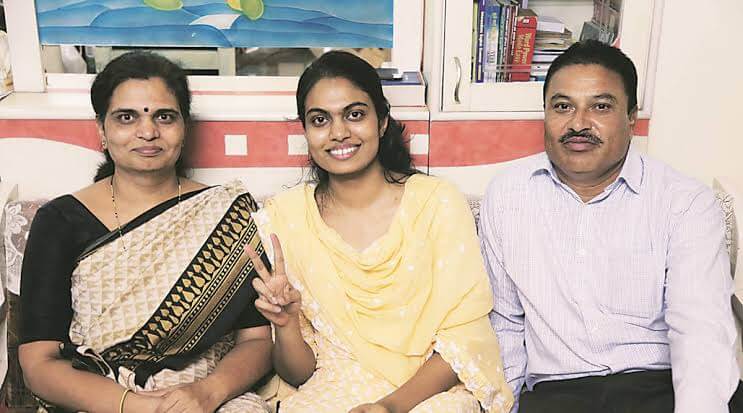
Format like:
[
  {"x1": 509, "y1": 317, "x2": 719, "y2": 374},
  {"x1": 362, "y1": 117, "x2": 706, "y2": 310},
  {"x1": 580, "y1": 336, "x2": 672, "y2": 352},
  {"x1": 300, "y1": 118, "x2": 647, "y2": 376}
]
[
  {"x1": 4, "y1": 201, "x2": 44, "y2": 297},
  {"x1": 466, "y1": 195, "x2": 483, "y2": 231},
  {"x1": 716, "y1": 188, "x2": 740, "y2": 277},
  {"x1": 2, "y1": 200, "x2": 45, "y2": 411}
]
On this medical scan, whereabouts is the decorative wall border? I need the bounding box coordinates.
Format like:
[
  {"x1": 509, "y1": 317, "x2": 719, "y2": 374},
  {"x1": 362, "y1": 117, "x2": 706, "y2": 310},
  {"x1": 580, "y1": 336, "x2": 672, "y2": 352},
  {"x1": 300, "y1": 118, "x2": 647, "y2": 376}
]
[
  {"x1": 429, "y1": 119, "x2": 650, "y2": 167},
  {"x1": 0, "y1": 118, "x2": 648, "y2": 168}
]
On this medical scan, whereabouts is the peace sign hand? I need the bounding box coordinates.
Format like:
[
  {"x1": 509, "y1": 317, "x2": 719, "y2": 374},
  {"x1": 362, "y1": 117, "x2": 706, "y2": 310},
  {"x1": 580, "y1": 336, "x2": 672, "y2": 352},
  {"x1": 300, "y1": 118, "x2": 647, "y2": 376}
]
[{"x1": 246, "y1": 234, "x2": 302, "y2": 327}]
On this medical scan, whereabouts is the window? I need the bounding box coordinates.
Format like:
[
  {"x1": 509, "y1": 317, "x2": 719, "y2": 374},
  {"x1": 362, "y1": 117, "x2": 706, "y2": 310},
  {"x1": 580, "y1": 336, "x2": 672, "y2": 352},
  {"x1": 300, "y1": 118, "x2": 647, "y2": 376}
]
[{"x1": 4, "y1": 0, "x2": 424, "y2": 109}]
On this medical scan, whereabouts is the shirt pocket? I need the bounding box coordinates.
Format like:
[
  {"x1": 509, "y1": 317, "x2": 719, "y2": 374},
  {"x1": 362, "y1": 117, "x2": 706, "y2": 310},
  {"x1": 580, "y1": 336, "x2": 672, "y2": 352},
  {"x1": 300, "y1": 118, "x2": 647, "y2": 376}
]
[{"x1": 597, "y1": 251, "x2": 663, "y2": 319}]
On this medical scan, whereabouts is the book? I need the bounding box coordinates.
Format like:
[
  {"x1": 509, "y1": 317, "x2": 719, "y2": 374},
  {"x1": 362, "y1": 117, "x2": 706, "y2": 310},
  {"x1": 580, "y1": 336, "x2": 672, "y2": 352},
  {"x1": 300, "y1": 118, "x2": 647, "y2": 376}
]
[
  {"x1": 536, "y1": 15, "x2": 565, "y2": 33},
  {"x1": 471, "y1": 1, "x2": 479, "y2": 81},
  {"x1": 535, "y1": 28, "x2": 573, "y2": 51},
  {"x1": 380, "y1": 71, "x2": 423, "y2": 86},
  {"x1": 510, "y1": 10, "x2": 537, "y2": 81},
  {"x1": 532, "y1": 52, "x2": 560, "y2": 63},
  {"x1": 474, "y1": 0, "x2": 487, "y2": 83},
  {"x1": 376, "y1": 67, "x2": 402, "y2": 80},
  {"x1": 492, "y1": 0, "x2": 508, "y2": 82},
  {"x1": 535, "y1": 28, "x2": 573, "y2": 40},
  {"x1": 482, "y1": 0, "x2": 502, "y2": 83},
  {"x1": 505, "y1": 2, "x2": 520, "y2": 81},
  {"x1": 501, "y1": 2, "x2": 520, "y2": 81}
]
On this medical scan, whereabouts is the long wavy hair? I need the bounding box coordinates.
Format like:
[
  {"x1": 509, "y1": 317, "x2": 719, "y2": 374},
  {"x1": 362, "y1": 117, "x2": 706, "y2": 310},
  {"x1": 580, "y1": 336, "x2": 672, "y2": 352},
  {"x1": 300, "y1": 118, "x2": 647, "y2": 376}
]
[
  {"x1": 90, "y1": 51, "x2": 192, "y2": 182},
  {"x1": 296, "y1": 51, "x2": 419, "y2": 191}
]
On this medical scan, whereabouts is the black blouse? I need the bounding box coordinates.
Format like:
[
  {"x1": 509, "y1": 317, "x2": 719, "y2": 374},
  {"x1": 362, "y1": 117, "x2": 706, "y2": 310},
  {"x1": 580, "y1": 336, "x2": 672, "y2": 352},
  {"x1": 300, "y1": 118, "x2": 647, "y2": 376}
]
[{"x1": 20, "y1": 190, "x2": 269, "y2": 345}]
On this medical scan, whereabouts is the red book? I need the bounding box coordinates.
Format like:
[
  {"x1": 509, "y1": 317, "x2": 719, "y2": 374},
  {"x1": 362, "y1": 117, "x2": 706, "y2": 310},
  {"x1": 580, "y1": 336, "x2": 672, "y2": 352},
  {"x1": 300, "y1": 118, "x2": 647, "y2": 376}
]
[{"x1": 510, "y1": 13, "x2": 538, "y2": 81}]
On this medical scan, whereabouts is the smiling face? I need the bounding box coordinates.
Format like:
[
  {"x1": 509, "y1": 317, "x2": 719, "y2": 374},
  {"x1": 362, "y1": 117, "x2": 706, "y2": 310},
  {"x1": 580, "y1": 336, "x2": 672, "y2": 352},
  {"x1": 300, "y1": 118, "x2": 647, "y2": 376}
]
[
  {"x1": 98, "y1": 77, "x2": 185, "y2": 176},
  {"x1": 544, "y1": 63, "x2": 637, "y2": 185},
  {"x1": 303, "y1": 77, "x2": 388, "y2": 179}
]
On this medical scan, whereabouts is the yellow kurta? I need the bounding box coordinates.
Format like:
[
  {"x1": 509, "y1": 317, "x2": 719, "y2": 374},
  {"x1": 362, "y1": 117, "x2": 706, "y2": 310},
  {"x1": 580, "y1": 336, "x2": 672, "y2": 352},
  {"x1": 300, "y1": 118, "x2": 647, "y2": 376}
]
[{"x1": 256, "y1": 174, "x2": 513, "y2": 412}]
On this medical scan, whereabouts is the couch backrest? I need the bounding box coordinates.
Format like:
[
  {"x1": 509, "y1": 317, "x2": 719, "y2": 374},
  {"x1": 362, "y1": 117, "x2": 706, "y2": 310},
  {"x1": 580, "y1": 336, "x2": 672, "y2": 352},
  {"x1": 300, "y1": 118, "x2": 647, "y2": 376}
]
[{"x1": 1, "y1": 189, "x2": 741, "y2": 409}]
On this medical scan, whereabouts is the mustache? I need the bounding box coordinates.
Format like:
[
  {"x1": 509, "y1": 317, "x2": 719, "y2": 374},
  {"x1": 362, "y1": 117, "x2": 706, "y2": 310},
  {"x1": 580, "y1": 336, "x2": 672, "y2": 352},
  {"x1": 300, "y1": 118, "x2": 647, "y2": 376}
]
[{"x1": 558, "y1": 130, "x2": 603, "y2": 145}]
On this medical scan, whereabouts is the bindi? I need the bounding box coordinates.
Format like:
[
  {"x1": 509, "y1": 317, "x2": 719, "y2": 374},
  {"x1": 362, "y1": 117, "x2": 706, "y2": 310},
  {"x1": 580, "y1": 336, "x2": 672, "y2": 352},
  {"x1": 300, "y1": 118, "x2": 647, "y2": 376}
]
[{"x1": 143, "y1": 107, "x2": 149, "y2": 113}]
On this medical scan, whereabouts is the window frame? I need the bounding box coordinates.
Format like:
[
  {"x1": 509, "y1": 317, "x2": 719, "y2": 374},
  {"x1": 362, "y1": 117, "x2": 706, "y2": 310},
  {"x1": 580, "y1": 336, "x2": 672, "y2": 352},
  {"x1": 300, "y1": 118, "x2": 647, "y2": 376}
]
[{"x1": 5, "y1": 0, "x2": 424, "y2": 102}]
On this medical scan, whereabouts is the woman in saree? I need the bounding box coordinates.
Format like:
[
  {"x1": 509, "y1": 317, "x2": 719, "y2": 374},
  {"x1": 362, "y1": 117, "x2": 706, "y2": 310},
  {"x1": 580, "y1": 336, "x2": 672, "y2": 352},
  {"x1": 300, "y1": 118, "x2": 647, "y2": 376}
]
[
  {"x1": 246, "y1": 51, "x2": 514, "y2": 413},
  {"x1": 19, "y1": 52, "x2": 272, "y2": 413}
]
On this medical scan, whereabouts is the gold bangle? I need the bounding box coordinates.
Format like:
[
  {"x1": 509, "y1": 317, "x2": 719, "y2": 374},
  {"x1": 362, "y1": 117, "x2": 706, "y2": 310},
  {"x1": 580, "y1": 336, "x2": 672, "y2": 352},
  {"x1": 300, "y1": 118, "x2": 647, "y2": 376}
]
[{"x1": 119, "y1": 388, "x2": 132, "y2": 413}]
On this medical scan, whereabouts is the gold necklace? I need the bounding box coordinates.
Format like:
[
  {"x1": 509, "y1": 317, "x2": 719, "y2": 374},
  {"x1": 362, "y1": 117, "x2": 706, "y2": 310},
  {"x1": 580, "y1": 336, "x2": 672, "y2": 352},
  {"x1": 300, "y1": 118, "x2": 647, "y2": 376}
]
[{"x1": 109, "y1": 175, "x2": 181, "y2": 251}]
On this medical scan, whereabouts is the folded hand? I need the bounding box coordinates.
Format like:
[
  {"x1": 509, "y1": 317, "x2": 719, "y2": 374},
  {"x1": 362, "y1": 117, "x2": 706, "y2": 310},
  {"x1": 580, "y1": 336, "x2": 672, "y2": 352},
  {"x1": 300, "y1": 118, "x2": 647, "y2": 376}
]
[{"x1": 138, "y1": 382, "x2": 218, "y2": 413}]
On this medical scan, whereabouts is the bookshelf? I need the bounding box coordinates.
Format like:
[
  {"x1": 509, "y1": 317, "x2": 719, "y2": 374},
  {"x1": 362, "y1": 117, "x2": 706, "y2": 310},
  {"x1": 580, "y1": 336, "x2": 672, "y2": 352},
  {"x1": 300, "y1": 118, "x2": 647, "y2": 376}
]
[{"x1": 425, "y1": 0, "x2": 660, "y2": 116}]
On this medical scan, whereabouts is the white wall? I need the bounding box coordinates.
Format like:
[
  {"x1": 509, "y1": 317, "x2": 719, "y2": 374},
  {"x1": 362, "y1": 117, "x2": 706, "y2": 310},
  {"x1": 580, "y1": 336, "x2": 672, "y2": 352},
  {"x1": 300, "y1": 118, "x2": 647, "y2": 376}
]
[
  {"x1": 0, "y1": 138, "x2": 307, "y2": 200},
  {"x1": 3, "y1": 1, "x2": 741, "y2": 199},
  {"x1": 0, "y1": 138, "x2": 102, "y2": 200},
  {"x1": 648, "y1": 0, "x2": 743, "y2": 184}
]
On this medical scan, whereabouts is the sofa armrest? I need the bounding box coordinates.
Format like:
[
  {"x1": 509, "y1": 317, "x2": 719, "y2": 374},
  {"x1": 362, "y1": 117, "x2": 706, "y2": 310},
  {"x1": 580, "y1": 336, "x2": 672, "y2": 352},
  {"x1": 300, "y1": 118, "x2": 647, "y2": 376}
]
[
  {"x1": 0, "y1": 182, "x2": 19, "y2": 408},
  {"x1": 713, "y1": 177, "x2": 742, "y2": 320},
  {"x1": 2, "y1": 194, "x2": 47, "y2": 410}
]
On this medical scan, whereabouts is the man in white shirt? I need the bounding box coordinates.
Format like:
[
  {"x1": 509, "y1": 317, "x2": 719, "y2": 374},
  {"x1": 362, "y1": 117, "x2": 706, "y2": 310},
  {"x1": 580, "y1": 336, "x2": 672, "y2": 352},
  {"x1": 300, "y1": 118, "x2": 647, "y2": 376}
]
[{"x1": 480, "y1": 40, "x2": 743, "y2": 413}]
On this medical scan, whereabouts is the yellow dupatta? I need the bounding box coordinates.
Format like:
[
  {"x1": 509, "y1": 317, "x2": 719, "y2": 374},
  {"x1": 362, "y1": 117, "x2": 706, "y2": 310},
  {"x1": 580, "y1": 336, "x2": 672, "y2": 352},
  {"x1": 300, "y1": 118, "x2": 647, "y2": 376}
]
[{"x1": 263, "y1": 175, "x2": 513, "y2": 412}]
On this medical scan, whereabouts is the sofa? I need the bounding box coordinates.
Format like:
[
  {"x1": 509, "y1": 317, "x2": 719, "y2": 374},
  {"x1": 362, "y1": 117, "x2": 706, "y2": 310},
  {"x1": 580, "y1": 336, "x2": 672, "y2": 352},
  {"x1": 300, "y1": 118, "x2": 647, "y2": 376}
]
[{"x1": 1, "y1": 181, "x2": 741, "y2": 412}]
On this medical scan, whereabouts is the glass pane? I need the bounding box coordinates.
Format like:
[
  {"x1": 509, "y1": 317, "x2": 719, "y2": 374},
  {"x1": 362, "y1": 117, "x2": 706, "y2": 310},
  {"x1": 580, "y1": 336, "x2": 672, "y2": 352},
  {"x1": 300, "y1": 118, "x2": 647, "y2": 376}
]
[
  {"x1": 41, "y1": 45, "x2": 391, "y2": 75},
  {"x1": 36, "y1": 0, "x2": 393, "y2": 76}
]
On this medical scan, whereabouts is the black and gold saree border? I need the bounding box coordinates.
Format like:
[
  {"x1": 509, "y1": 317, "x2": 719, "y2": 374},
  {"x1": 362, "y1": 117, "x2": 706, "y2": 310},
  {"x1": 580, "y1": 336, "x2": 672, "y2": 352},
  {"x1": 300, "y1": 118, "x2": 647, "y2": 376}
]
[{"x1": 100, "y1": 193, "x2": 269, "y2": 386}]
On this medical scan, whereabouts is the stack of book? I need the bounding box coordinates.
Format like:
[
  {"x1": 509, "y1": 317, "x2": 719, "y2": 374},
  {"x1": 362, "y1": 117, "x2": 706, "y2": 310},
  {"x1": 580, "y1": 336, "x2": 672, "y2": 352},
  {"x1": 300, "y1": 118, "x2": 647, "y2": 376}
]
[
  {"x1": 471, "y1": 0, "x2": 537, "y2": 83},
  {"x1": 530, "y1": 16, "x2": 574, "y2": 81}
]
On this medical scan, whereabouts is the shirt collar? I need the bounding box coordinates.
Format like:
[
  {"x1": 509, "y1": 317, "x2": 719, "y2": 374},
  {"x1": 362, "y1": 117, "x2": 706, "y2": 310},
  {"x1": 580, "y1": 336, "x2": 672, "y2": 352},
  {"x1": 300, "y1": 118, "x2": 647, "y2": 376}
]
[
  {"x1": 616, "y1": 149, "x2": 643, "y2": 194},
  {"x1": 530, "y1": 152, "x2": 556, "y2": 179},
  {"x1": 530, "y1": 149, "x2": 644, "y2": 194}
]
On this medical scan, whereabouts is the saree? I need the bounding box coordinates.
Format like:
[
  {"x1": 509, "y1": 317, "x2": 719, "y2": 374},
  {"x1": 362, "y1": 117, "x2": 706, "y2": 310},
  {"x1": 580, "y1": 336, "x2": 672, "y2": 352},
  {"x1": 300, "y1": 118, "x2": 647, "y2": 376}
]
[
  {"x1": 257, "y1": 174, "x2": 514, "y2": 412},
  {"x1": 60, "y1": 181, "x2": 270, "y2": 412}
]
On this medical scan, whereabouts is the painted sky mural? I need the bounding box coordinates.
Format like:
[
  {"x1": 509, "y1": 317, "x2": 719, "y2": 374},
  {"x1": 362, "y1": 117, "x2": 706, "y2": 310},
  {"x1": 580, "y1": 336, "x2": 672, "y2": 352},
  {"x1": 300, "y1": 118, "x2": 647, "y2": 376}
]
[{"x1": 35, "y1": 0, "x2": 393, "y2": 48}]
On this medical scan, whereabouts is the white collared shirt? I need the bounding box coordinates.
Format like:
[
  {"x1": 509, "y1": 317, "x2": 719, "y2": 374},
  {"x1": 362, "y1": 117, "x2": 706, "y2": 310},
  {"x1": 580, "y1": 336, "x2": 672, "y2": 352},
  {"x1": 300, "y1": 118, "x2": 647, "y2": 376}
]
[{"x1": 480, "y1": 150, "x2": 739, "y2": 413}]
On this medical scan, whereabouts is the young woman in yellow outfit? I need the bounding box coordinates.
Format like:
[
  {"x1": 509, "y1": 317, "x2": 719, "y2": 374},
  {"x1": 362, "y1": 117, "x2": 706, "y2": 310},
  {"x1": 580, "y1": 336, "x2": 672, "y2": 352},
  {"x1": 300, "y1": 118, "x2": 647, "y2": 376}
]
[{"x1": 248, "y1": 51, "x2": 514, "y2": 413}]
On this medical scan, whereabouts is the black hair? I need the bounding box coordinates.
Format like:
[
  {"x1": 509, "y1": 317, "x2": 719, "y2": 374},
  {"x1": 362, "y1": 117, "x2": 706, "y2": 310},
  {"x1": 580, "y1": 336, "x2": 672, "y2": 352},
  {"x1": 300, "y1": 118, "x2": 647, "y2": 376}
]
[
  {"x1": 544, "y1": 40, "x2": 638, "y2": 114},
  {"x1": 296, "y1": 50, "x2": 418, "y2": 190},
  {"x1": 91, "y1": 51, "x2": 192, "y2": 181}
]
